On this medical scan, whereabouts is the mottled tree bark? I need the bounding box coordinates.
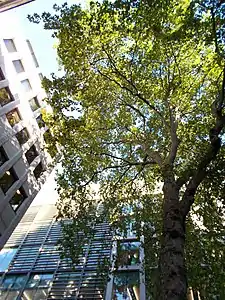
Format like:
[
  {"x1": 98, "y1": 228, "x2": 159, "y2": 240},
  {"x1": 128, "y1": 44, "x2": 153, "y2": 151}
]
[{"x1": 158, "y1": 173, "x2": 187, "y2": 300}]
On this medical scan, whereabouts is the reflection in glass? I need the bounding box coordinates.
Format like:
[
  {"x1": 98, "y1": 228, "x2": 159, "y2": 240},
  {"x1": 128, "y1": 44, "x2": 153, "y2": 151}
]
[
  {"x1": 112, "y1": 272, "x2": 140, "y2": 300},
  {"x1": 10, "y1": 187, "x2": 27, "y2": 211},
  {"x1": 16, "y1": 128, "x2": 29, "y2": 146},
  {"x1": 6, "y1": 109, "x2": 21, "y2": 127},
  {"x1": 0, "y1": 248, "x2": 17, "y2": 272},
  {"x1": 0, "y1": 87, "x2": 14, "y2": 107},
  {"x1": 22, "y1": 273, "x2": 53, "y2": 300},
  {"x1": 29, "y1": 97, "x2": 40, "y2": 112},
  {"x1": 117, "y1": 241, "x2": 140, "y2": 266},
  {"x1": 0, "y1": 168, "x2": 18, "y2": 194},
  {"x1": 0, "y1": 146, "x2": 8, "y2": 167}
]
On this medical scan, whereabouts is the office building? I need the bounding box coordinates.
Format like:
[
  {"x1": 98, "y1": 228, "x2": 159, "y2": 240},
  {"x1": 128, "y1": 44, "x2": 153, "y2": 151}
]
[
  {"x1": 0, "y1": 199, "x2": 145, "y2": 299},
  {"x1": 0, "y1": 26, "x2": 53, "y2": 248},
  {"x1": 0, "y1": 0, "x2": 34, "y2": 13}
]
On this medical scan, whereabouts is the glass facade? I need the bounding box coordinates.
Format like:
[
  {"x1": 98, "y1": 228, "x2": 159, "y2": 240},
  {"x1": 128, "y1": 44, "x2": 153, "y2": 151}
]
[{"x1": 0, "y1": 204, "x2": 145, "y2": 299}]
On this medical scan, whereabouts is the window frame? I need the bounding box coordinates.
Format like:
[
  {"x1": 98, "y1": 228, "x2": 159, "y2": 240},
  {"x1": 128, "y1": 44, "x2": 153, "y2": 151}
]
[
  {"x1": 4, "y1": 39, "x2": 17, "y2": 53},
  {"x1": 9, "y1": 186, "x2": 27, "y2": 212},
  {"x1": 0, "y1": 86, "x2": 14, "y2": 107},
  {"x1": 0, "y1": 146, "x2": 8, "y2": 167},
  {"x1": 29, "y1": 97, "x2": 40, "y2": 112},
  {"x1": 33, "y1": 162, "x2": 44, "y2": 180},
  {"x1": 12, "y1": 59, "x2": 25, "y2": 73},
  {"x1": 0, "y1": 67, "x2": 5, "y2": 80},
  {"x1": 16, "y1": 128, "x2": 30, "y2": 146},
  {"x1": 25, "y1": 145, "x2": 38, "y2": 165},
  {"x1": 6, "y1": 108, "x2": 22, "y2": 127},
  {"x1": 0, "y1": 168, "x2": 18, "y2": 194},
  {"x1": 21, "y1": 79, "x2": 32, "y2": 93}
]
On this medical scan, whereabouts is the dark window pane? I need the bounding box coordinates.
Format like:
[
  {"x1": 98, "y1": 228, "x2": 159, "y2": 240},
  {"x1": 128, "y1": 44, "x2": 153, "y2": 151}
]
[
  {"x1": 16, "y1": 128, "x2": 29, "y2": 146},
  {"x1": 36, "y1": 115, "x2": 45, "y2": 128},
  {"x1": 25, "y1": 145, "x2": 38, "y2": 164},
  {"x1": 0, "y1": 168, "x2": 18, "y2": 194},
  {"x1": 4, "y1": 39, "x2": 17, "y2": 52},
  {"x1": 26, "y1": 40, "x2": 39, "y2": 68},
  {"x1": 0, "y1": 146, "x2": 8, "y2": 167},
  {"x1": 117, "y1": 241, "x2": 140, "y2": 266},
  {"x1": 29, "y1": 97, "x2": 40, "y2": 112},
  {"x1": 33, "y1": 162, "x2": 44, "y2": 180},
  {"x1": 39, "y1": 73, "x2": 44, "y2": 81},
  {"x1": 10, "y1": 187, "x2": 27, "y2": 211},
  {"x1": 0, "y1": 87, "x2": 14, "y2": 107},
  {"x1": 113, "y1": 272, "x2": 140, "y2": 300},
  {"x1": 21, "y1": 79, "x2": 32, "y2": 92},
  {"x1": 0, "y1": 68, "x2": 5, "y2": 80},
  {"x1": 13, "y1": 60, "x2": 24, "y2": 73},
  {"x1": 6, "y1": 109, "x2": 21, "y2": 127}
]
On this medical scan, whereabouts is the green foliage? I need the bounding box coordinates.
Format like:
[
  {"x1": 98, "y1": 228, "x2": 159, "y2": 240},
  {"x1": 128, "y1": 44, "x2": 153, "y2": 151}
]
[{"x1": 31, "y1": 1, "x2": 225, "y2": 298}]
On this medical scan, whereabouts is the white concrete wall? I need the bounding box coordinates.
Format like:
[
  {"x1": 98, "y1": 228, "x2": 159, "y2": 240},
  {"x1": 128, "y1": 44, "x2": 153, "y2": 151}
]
[{"x1": 0, "y1": 15, "x2": 53, "y2": 248}]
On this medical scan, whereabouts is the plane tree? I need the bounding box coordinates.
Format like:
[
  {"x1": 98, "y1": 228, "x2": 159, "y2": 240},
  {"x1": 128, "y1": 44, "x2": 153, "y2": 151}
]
[{"x1": 30, "y1": 1, "x2": 225, "y2": 299}]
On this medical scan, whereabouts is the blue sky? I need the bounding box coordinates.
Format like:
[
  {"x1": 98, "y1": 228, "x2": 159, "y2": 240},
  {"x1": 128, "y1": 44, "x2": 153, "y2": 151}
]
[{"x1": 3, "y1": 0, "x2": 84, "y2": 77}]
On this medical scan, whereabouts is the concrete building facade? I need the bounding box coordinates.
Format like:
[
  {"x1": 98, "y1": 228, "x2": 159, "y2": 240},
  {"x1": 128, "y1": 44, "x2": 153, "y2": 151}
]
[
  {"x1": 0, "y1": 0, "x2": 34, "y2": 13},
  {"x1": 0, "y1": 29, "x2": 53, "y2": 248}
]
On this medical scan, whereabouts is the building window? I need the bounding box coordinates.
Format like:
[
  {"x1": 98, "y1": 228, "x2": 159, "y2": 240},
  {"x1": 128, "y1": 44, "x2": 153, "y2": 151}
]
[
  {"x1": 29, "y1": 97, "x2": 40, "y2": 112},
  {"x1": 4, "y1": 39, "x2": 17, "y2": 53},
  {"x1": 0, "y1": 146, "x2": 8, "y2": 167},
  {"x1": 0, "y1": 68, "x2": 5, "y2": 80},
  {"x1": 112, "y1": 271, "x2": 140, "y2": 300},
  {"x1": 0, "y1": 248, "x2": 17, "y2": 272},
  {"x1": 16, "y1": 128, "x2": 29, "y2": 145},
  {"x1": 0, "y1": 168, "x2": 18, "y2": 194},
  {"x1": 26, "y1": 39, "x2": 39, "y2": 68},
  {"x1": 25, "y1": 145, "x2": 38, "y2": 164},
  {"x1": 117, "y1": 241, "x2": 140, "y2": 267},
  {"x1": 0, "y1": 87, "x2": 14, "y2": 107},
  {"x1": 36, "y1": 114, "x2": 45, "y2": 129},
  {"x1": 13, "y1": 59, "x2": 25, "y2": 73},
  {"x1": 33, "y1": 162, "x2": 44, "y2": 180},
  {"x1": 10, "y1": 187, "x2": 27, "y2": 211},
  {"x1": 39, "y1": 73, "x2": 44, "y2": 81},
  {"x1": 21, "y1": 79, "x2": 32, "y2": 92},
  {"x1": 22, "y1": 274, "x2": 53, "y2": 299},
  {"x1": 6, "y1": 108, "x2": 21, "y2": 127},
  {"x1": 0, "y1": 275, "x2": 27, "y2": 298}
]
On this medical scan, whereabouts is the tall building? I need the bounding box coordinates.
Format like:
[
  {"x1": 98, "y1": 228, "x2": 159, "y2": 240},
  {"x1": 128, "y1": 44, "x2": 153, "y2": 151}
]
[
  {"x1": 0, "y1": 199, "x2": 145, "y2": 299},
  {"x1": 0, "y1": 26, "x2": 53, "y2": 248},
  {"x1": 0, "y1": 0, "x2": 34, "y2": 13}
]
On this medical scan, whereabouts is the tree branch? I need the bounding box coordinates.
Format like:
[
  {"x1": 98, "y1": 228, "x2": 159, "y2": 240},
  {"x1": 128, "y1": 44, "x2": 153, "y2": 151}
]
[
  {"x1": 180, "y1": 66, "x2": 225, "y2": 217},
  {"x1": 97, "y1": 49, "x2": 170, "y2": 128}
]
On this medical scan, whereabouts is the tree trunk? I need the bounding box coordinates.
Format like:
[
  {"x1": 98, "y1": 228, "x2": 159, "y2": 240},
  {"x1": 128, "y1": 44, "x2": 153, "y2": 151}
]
[{"x1": 158, "y1": 179, "x2": 187, "y2": 300}]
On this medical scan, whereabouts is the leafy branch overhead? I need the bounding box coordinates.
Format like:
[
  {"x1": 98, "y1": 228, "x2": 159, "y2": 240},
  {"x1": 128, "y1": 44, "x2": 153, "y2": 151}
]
[{"x1": 30, "y1": 1, "x2": 225, "y2": 299}]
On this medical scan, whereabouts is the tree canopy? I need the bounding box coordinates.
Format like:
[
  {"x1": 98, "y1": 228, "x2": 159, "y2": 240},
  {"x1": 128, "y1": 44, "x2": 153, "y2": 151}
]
[{"x1": 30, "y1": 1, "x2": 225, "y2": 299}]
